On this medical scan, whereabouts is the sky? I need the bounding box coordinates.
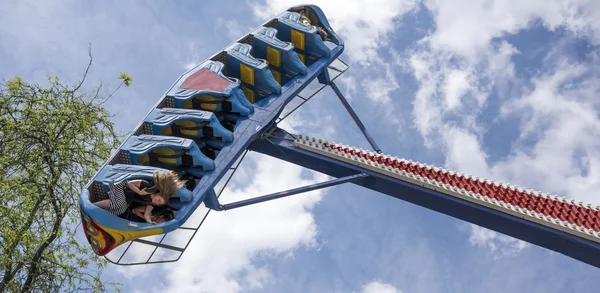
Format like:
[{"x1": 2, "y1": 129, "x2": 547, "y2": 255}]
[{"x1": 1, "y1": 0, "x2": 600, "y2": 292}]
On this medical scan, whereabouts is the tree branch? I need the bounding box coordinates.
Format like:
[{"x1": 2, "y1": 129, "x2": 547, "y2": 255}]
[
  {"x1": 72, "y1": 43, "x2": 93, "y2": 94},
  {"x1": 20, "y1": 186, "x2": 64, "y2": 293}
]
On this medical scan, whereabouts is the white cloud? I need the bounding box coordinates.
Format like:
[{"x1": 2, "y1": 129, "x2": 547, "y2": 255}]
[
  {"x1": 425, "y1": 0, "x2": 600, "y2": 59},
  {"x1": 468, "y1": 224, "x2": 529, "y2": 258},
  {"x1": 409, "y1": 52, "x2": 444, "y2": 141},
  {"x1": 279, "y1": 109, "x2": 336, "y2": 138},
  {"x1": 182, "y1": 41, "x2": 208, "y2": 71},
  {"x1": 441, "y1": 127, "x2": 490, "y2": 177},
  {"x1": 150, "y1": 153, "x2": 328, "y2": 293},
  {"x1": 443, "y1": 70, "x2": 470, "y2": 110},
  {"x1": 337, "y1": 75, "x2": 358, "y2": 102},
  {"x1": 249, "y1": 0, "x2": 418, "y2": 64},
  {"x1": 409, "y1": 40, "x2": 518, "y2": 140},
  {"x1": 438, "y1": 58, "x2": 600, "y2": 254},
  {"x1": 216, "y1": 18, "x2": 251, "y2": 41},
  {"x1": 362, "y1": 64, "x2": 400, "y2": 104},
  {"x1": 362, "y1": 281, "x2": 402, "y2": 293},
  {"x1": 492, "y1": 59, "x2": 600, "y2": 205},
  {"x1": 407, "y1": 0, "x2": 600, "y2": 256}
]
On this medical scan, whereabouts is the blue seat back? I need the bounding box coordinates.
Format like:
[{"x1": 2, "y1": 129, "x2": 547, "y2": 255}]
[
  {"x1": 225, "y1": 43, "x2": 281, "y2": 102},
  {"x1": 251, "y1": 27, "x2": 307, "y2": 78},
  {"x1": 122, "y1": 135, "x2": 215, "y2": 171},
  {"x1": 166, "y1": 60, "x2": 254, "y2": 116},
  {"x1": 148, "y1": 108, "x2": 234, "y2": 142},
  {"x1": 170, "y1": 186, "x2": 193, "y2": 205},
  {"x1": 276, "y1": 11, "x2": 330, "y2": 63}
]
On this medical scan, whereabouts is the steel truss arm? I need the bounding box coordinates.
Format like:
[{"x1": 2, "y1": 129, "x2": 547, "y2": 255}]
[
  {"x1": 248, "y1": 128, "x2": 600, "y2": 269},
  {"x1": 220, "y1": 173, "x2": 368, "y2": 210}
]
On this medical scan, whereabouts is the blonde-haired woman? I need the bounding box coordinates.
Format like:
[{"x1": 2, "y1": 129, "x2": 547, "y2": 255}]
[{"x1": 94, "y1": 170, "x2": 186, "y2": 224}]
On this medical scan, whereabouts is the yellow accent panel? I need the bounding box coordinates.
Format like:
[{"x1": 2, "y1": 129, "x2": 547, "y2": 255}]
[
  {"x1": 136, "y1": 154, "x2": 150, "y2": 165},
  {"x1": 89, "y1": 229, "x2": 107, "y2": 251},
  {"x1": 291, "y1": 29, "x2": 305, "y2": 50},
  {"x1": 242, "y1": 86, "x2": 255, "y2": 104},
  {"x1": 176, "y1": 120, "x2": 198, "y2": 136},
  {"x1": 297, "y1": 52, "x2": 305, "y2": 64},
  {"x1": 270, "y1": 69, "x2": 281, "y2": 85},
  {"x1": 153, "y1": 148, "x2": 177, "y2": 165},
  {"x1": 159, "y1": 127, "x2": 172, "y2": 135},
  {"x1": 267, "y1": 46, "x2": 281, "y2": 67},
  {"x1": 95, "y1": 221, "x2": 163, "y2": 252},
  {"x1": 195, "y1": 96, "x2": 217, "y2": 111},
  {"x1": 181, "y1": 100, "x2": 192, "y2": 109},
  {"x1": 240, "y1": 63, "x2": 255, "y2": 86}
]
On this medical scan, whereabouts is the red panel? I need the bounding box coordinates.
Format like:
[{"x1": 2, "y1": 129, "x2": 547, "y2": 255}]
[
  {"x1": 326, "y1": 143, "x2": 599, "y2": 232},
  {"x1": 181, "y1": 68, "x2": 231, "y2": 92}
]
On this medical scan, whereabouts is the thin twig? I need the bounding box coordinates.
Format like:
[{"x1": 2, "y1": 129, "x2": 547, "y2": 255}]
[{"x1": 73, "y1": 43, "x2": 93, "y2": 93}]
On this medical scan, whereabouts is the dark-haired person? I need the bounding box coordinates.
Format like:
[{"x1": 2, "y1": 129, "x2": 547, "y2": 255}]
[
  {"x1": 131, "y1": 205, "x2": 174, "y2": 224},
  {"x1": 297, "y1": 7, "x2": 327, "y2": 41}
]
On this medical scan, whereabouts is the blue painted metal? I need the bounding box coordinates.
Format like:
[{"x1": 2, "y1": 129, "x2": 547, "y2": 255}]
[
  {"x1": 276, "y1": 11, "x2": 330, "y2": 60},
  {"x1": 225, "y1": 43, "x2": 282, "y2": 95},
  {"x1": 251, "y1": 27, "x2": 308, "y2": 76},
  {"x1": 166, "y1": 60, "x2": 254, "y2": 116},
  {"x1": 122, "y1": 134, "x2": 214, "y2": 171},
  {"x1": 220, "y1": 173, "x2": 368, "y2": 210},
  {"x1": 317, "y1": 64, "x2": 330, "y2": 85},
  {"x1": 177, "y1": 44, "x2": 344, "y2": 224},
  {"x1": 303, "y1": 5, "x2": 343, "y2": 46},
  {"x1": 147, "y1": 108, "x2": 234, "y2": 142},
  {"x1": 247, "y1": 129, "x2": 600, "y2": 269},
  {"x1": 79, "y1": 7, "x2": 346, "y2": 242},
  {"x1": 330, "y1": 82, "x2": 382, "y2": 153},
  {"x1": 203, "y1": 189, "x2": 220, "y2": 211}
]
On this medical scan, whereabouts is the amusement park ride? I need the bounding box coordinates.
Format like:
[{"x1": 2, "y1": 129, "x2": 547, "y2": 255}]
[{"x1": 79, "y1": 5, "x2": 600, "y2": 268}]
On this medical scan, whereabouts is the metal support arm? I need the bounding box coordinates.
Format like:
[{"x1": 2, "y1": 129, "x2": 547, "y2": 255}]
[
  {"x1": 330, "y1": 81, "x2": 381, "y2": 153},
  {"x1": 220, "y1": 173, "x2": 369, "y2": 210},
  {"x1": 248, "y1": 129, "x2": 600, "y2": 269}
]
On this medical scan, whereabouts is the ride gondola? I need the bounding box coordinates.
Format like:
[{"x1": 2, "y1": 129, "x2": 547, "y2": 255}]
[{"x1": 79, "y1": 5, "x2": 347, "y2": 264}]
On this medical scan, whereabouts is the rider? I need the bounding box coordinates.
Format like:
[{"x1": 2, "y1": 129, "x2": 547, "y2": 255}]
[
  {"x1": 93, "y1": 170, "x2": 185, "y2": 224},
  {"x1": 131, "y1": 205, "x2": 174, "y2": 223},
  {"x1": 296, "y1": 7, "x2": 328, "y2": 41}
]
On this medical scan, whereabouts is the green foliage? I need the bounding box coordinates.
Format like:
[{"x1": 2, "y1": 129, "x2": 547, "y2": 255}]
[
  {"x1": 118, "y1": 72, "x2": 132, "y2": 87},
  {"x1": 0, "y1": 62, "x2": 130, "y2": 292}
]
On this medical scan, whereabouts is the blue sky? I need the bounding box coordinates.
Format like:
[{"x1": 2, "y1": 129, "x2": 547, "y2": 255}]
[{"x1": 2, "y1": 0, "x2": 600, "y2": 292}]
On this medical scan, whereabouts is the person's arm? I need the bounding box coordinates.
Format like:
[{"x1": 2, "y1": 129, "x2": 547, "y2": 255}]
[
  {"x1": 144, "y1": 205, "x2": 155, "y2": 224},
  {"x1": 126, "y1": 180, "x2": 149, "y2": 195},
  {"x1": 132, "y1": 206, "x2": 145, "y2": 219}
]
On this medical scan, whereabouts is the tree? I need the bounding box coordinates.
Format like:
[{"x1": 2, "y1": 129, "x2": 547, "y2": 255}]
[{"x1": 0, "y1": 51, "x2": 132, "y2": 292}]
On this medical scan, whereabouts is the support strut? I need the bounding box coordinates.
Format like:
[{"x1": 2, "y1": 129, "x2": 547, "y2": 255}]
[
  {"x1": 220, "y1": 173, "x2": 369, "y2": 210},
  {"x1": 330, "y1": 81, "x2": 382, "y2": 153}
]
